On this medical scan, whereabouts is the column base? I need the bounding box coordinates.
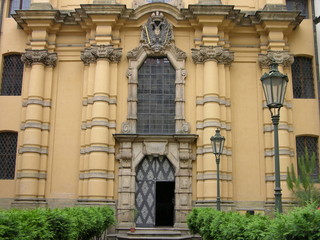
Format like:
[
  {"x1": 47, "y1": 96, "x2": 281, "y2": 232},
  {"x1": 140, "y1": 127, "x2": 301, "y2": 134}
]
[
  {"x1": 194, "y1": 200, "x2": 235, "y2": 211},
  {"x1": 11, "y1": 198, "x2": 47, "y2": 209},
  {"x1": 77, "y1": 198, "x2": 116, "y2": 207}
]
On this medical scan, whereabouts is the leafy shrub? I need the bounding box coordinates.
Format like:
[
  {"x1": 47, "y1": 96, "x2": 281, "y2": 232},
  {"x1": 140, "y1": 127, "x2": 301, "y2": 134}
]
[
  {"x1": 0, "y1": 206, "x2": 115, "y2": 240},
  {"x1": 266, "y1": 204, "x2": 320, "y2": 240},
  {"x1": 187, "y1": 205, "x2": 320, "y2": 240}
]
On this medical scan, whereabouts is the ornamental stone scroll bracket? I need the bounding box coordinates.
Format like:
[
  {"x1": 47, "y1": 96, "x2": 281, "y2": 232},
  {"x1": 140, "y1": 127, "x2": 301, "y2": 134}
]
[{"x1": 116, "y1": 150, "x2": 133, "y2": 168}]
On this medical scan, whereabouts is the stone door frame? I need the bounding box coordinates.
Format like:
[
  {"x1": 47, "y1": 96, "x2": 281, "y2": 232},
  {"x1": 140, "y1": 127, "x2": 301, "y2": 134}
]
[{"x1": 114, "y1": 134, "x2": 197, "y2": 229}]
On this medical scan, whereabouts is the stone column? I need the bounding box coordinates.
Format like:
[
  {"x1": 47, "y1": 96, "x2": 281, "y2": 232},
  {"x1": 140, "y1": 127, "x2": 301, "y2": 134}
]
[
  {"x1": 80, "y1": 48, "x2": 96, "y2": 200},
  {"x1": 192, "y1": 46, "x2": 234, "y2": 207},
  {"x1": 79, "y1": 45, "x2": 122, "y2": 202},
  {"x1": 258, "y1": 51, "x2": 294, "y2": 205},
  {"x1": 14, "y1": 49, "x2": 57, "y2": 206}
]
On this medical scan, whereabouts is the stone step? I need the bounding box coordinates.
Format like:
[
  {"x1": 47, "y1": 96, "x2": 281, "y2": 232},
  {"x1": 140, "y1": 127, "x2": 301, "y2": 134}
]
[
  {"x1": 113, "y1": 227, "x2": 195, "y2": 240},
  {"x1": 116, "y1": 235, "x2": 192, "y2": 240}
]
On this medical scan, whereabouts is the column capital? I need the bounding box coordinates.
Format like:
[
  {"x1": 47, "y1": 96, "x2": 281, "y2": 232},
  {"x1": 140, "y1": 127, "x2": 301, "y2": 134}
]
[
  {"x1": 191, "y1": 46, "x2": 234, "y2": 65},
  {"x1": 81, "y1": 45, "x2": 122, "y2": 64},
  {"x1": 91, "y1": 45, "x2": 122, "y2": 62},
  {"x1": 80, "y1": 48, "x2": 96, "y2": 65},
  {"x1": 258, "y1": 50, "x2": 294, "y2": 68},
  {"x1": 21, "y1": 49, "x2": 57, "y2": 67}
]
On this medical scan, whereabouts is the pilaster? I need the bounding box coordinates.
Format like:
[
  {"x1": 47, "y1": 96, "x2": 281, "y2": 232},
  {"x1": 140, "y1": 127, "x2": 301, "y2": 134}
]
[
  {"x1": 192, "y1": 45, "x2": 234, "y2": 207},
  {"x1": 258, "y1": 50, "x2": 295, "y2": 205},
  {"x1": 80, "y1": 45, "x2": 122, "y2": 203},
  {"x1": 14, "y1": 50, "x2": 57, "y2": 206}
]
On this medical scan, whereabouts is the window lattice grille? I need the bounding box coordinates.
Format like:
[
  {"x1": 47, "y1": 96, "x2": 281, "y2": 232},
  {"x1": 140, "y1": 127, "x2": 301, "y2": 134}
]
[
  {"x1": 1, "y1": 54, "x2": 23, "y2": 96},
  {"x1": 286, "y1": 0, "x2": 309, "y2": 17},
  {"x1": 292, "y1": 57, "x2": 315, "y2": 99},
  {"x1": 9, "y1": 0, "x2": 31, "y2": 16},
  {"x1": 0, "y1": 132, "x2": 18, "y2": 179},
  {"x1": 137, "y1": 58, "x2": 176, "y2": 134},
  {"x1": 296, "y1": 136, "x2": 319, "y2": 181}
]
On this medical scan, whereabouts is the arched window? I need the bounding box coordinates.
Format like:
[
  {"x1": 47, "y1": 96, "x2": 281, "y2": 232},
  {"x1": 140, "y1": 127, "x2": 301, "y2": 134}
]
[
  {"x1": 0, "y1": 132, "x2": 18, "y2": 179},
  {"x1": 1, "y1": 54, "x2": 24, "y2": 96},
  {"x1": 296, "y1": 136, "x2": 319, "y2": 181},
  {"x1": 137, "y1": 57, "x2": 176, "y2": 134},
  {"x1": 291, "y1": 56, "x2": 315, "y2": 99}
]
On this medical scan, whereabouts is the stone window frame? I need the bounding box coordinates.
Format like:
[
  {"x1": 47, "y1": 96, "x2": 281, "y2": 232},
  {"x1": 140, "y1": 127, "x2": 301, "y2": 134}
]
[{"x1": 122, "y1": 43, "x2": 190, "y2": 135}]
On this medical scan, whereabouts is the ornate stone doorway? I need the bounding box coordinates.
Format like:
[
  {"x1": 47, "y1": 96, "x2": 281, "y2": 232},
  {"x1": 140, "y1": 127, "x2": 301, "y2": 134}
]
[
  {"x1": 114, "y1": 135, "x2": 197, "y2": 229},
  {"x1": 135, "y1": 155, "x2": 175, "y2": 227}
]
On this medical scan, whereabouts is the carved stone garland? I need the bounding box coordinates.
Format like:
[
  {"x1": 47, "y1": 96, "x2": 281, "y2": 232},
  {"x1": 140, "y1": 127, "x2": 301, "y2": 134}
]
[{"x1": 122, "y1": 12, "x2": 190, "y2": 134}]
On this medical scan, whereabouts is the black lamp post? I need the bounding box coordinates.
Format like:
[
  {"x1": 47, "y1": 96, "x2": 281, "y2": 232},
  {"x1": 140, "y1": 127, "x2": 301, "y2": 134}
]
[
  {"x1": 260, "y1": 62, "x2": 288, "y2": 213},
  {"x1": 210, "y1": 129, "x2": 225, "y2": 211}
]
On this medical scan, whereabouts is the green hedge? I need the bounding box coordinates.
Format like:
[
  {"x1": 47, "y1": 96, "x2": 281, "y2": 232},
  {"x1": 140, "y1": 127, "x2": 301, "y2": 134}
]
[
  {"x1": 0, "y1": 206, "x2": 115, "y2": 240},
  {"x1": 187, "y1": 204, "x2": 320, "y2": 240}
]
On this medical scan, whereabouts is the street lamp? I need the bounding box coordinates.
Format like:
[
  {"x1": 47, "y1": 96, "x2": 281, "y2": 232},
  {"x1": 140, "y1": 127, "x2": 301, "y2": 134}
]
[
  {"x1": 260, "y1": 62, "x2": 289, "y2": 213},
  {"x1": 210, "y1": 129, "x2": 225, "y2": 211}
]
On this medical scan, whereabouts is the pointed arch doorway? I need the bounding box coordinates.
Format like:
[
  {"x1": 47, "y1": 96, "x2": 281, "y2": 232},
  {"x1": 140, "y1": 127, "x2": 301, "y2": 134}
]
[{"x1": 135, "y1": 155, "x2": 175, "y2": 227}]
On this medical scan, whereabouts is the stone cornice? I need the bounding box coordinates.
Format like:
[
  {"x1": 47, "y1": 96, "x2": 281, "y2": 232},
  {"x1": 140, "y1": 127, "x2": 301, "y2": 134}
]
[{"x1": 12, "y1": 4, "x2": 304, "y2": 31}]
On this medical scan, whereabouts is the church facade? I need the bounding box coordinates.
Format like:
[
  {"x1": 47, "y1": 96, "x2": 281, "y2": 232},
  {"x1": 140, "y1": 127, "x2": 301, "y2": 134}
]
[{"x1": 0, "y1": 0, "x2": 319, "y2": 231}]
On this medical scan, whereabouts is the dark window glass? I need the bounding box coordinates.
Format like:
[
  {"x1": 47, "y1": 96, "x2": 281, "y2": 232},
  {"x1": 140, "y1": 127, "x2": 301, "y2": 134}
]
[
  {"x1": 296, "y1": 136, "x2": 319, "y2": 181},
  {"x1": 291, "y1": 57, "x2": 315, "y2": 99},
  {"x1": 286, "y1": 0, "x2": 309, "y2": 18},
  {"x1": 137, "y1": 57, "x2": 176, "y2": 134},
  {"x1": 0, "y1": 132, "x2": 18, "y2": 179},
  {"x1": 1, "y1": 54, "x2": 23, "y2": 96},
  {"x1": 9, "y1": 0, "x2": 30, "y2": 16}
]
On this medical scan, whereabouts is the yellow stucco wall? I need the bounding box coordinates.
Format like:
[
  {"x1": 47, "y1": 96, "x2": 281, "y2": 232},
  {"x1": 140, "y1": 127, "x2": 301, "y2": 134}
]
[{"x1": 0, "y1": 0, "x2": 319, "y2": 219}]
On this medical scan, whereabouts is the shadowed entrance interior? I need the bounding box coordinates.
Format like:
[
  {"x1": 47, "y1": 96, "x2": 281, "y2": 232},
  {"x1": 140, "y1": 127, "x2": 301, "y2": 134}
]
[{"x1": 156, "y1": 181, "x2": 175, "y2": 226}]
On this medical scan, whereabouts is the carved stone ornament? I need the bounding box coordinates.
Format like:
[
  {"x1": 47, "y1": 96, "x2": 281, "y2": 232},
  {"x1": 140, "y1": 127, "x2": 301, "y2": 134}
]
[
  {"x1": 121, "y1": 121, "x2": 133, "y2": 133},
  {"x1": 127, "y1": 12, "x2": 186, "y2": 59},
  {"x1": 21, "y1": 49, "x2": 57, "y2": 67},
  {"x1": 80, "y1": 48, "x2": 96, "y2": 65},
  {"x1": 191, "y1": 46, "x2": 234, "y2": 64},
  {"x1": 258, "y1": 51, "x2": 294, "y2": 68},
  {"x1": 45, "y1": 53, "x2": 58, "y2": 67},
  {"x1": 81, "y1": 45, "x2": 122, "y2": 64},
  {"x1": 141, "y1": 11, "x2": 173, "y2": 54}
]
